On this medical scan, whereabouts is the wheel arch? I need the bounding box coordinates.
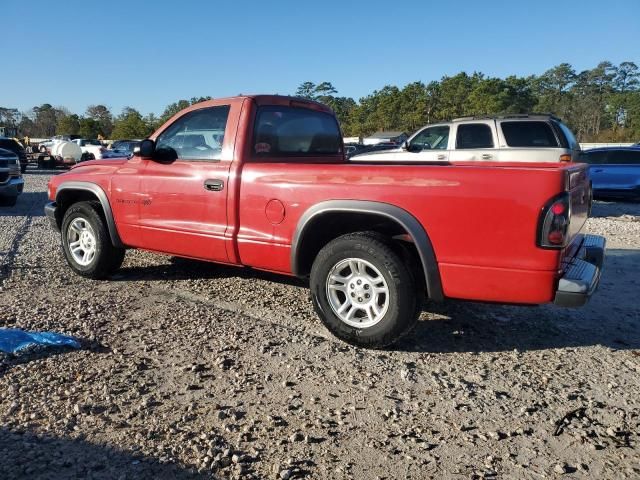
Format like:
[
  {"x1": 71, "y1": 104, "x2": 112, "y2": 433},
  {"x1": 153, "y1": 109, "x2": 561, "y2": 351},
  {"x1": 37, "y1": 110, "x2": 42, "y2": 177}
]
[
  {"x1": 291, "y1": 200, "x2": 443, "y2": 301},
  {"x1": 55, "y1": 181, "x2": 123, "y2": 248}
]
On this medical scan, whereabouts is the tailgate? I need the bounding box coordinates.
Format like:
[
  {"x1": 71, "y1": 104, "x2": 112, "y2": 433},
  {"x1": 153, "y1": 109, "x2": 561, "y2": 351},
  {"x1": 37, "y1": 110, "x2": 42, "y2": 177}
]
[
  {"x1": 561, "y1": 165, "x2": 591, "y2": 263},
  {"x1": 567, "y1": 165, "x2": 590, "y2": 240}
]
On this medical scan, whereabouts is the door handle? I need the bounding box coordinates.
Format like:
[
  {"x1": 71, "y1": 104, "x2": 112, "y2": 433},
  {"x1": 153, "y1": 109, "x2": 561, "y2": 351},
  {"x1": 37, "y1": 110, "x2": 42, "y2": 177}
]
[
  {"x1": 592, "y1": 169, "x2": 603, "y2": 173},
  {"x1": 204, "y1": 179, "x2": 224, "y2": 192},
  {"x1": 481, "y1": 154, "x2": 492, "y2": 160},
  {"x1": 437, "y1": 154, "x2": 446, "y2": 160}
]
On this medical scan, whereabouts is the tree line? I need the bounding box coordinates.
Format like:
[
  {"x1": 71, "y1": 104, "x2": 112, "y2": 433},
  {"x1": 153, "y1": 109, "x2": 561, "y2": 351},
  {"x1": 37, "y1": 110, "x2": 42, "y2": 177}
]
[
  {"x1": 1, "y1": 61, "x2": 638, "y2": 142},
  {"x1": 300, "y1": 61, "x2": 640, "y2": 142}
]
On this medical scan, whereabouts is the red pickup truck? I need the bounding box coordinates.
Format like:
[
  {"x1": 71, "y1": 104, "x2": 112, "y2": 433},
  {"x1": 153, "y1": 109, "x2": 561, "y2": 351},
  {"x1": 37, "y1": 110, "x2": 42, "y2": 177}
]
[{"x1": 45, "y1": 95, "x2": 605, "y2": 348}]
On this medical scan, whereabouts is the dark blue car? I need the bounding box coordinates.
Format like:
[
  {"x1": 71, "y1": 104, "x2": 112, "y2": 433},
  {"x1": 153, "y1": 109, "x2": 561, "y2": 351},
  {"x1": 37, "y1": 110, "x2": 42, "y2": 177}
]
[{"x1": 580, "y1": 147, "x2": 640, "y2": 200}]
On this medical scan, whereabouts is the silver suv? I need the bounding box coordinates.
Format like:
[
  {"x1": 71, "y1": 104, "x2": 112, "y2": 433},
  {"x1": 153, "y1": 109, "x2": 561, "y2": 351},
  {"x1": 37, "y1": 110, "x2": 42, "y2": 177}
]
[{"x1": 351, "y1": 114, "x2": 581, "y2": 163}]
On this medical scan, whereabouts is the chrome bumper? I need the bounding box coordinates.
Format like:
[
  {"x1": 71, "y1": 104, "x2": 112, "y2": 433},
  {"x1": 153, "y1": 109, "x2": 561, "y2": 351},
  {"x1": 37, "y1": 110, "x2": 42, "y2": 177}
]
[{"x1": 554, "y1": 234, "x2": 606, "y2": 307}]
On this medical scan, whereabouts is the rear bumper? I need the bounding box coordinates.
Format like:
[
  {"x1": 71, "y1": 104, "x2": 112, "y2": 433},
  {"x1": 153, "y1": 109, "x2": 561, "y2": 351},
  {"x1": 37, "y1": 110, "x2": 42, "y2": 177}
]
[
  {"x1": 554, "y1": 234, "x2": 606, "y2": 307},
  {"x1": 0, "y1": 177, "x2": 24, "y2": 197}
]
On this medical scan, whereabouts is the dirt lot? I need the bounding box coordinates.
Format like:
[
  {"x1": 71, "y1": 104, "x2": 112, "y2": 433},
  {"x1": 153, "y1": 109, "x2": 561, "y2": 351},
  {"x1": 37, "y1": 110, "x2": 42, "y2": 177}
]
[{"x1": 1, "y1": 170, "x2": 639, "y2": 479}]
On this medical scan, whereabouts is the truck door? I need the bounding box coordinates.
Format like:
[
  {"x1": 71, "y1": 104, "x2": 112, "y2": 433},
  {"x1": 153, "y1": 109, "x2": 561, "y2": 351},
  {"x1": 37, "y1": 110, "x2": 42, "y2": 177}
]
[
  {"x1": 138, "y1": 103, "x2": 237, "y2": 262},
  {"x1": 449, "y1": 121, "x2": 499, "y2": 162}
]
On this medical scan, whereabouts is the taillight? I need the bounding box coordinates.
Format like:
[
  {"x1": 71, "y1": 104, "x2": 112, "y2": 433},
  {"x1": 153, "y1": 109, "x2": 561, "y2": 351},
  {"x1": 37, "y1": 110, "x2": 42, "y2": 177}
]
[
  {"x1": 538, "y1": 192, "x2": 571, "y2": 248},
  {"x1": 559, "y1": 154, "x2": 571, "y2": 162}
]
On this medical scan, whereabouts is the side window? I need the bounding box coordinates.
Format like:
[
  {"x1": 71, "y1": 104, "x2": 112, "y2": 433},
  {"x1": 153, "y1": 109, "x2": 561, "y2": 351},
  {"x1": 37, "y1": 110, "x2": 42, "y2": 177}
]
[
  {"x1": 253, "y1": 106, "x2": 342, "y2": 157},
  {"x1": 156, "y1": 105, "x2": 230, "y2": 161},
  {"x1": 409, "y1": 126, "x2": 449, "y2": 150},
  {"x1": 501, "y1": 121, "x2": 559, "y2": 147},
  {"x1": 456, "y1": 124, "x2": 494, "y2": 149},
  {"x1": 609, "y1": 150, "x2": 640, "y2": 165},
  {"x1": 581, "y1": 151, "x2": 609, "y2": 164}
]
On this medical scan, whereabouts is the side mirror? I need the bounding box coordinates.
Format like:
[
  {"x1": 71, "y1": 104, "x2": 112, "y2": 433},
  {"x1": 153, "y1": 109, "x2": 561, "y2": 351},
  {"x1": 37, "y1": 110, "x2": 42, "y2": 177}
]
[
  {"x1": 401, "y1": 140, "x2": 409, "y2": 151},
  {"x1": 137, "y1": 139, "x2": 155, "y2": 158}
]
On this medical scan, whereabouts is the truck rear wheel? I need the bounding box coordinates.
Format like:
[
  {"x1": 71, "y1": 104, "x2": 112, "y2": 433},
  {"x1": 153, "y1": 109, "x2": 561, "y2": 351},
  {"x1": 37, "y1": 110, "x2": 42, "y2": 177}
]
[
  {"x1": 310, "y1": 232, "x2": 420, "y2": 348},
  {"x1": 61, "y1": 201, "x2": 125, "y2": 279}
]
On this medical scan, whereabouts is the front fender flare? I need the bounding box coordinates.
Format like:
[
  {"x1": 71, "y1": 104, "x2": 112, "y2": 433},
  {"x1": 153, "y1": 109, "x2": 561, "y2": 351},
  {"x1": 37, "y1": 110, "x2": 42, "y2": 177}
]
[
  {"x1": 291, "y1": 200, "x2": 443, "y2": 301},
  {"x1": 55, "y1": 181, "x2": 123, "y2": 248}
]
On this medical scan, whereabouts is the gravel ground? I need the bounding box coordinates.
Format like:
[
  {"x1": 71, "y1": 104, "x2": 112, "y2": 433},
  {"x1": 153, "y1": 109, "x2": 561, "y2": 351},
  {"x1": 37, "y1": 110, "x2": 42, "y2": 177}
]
[{"x1": 0, "y1": 170, "x2": 639, "y2": 480}]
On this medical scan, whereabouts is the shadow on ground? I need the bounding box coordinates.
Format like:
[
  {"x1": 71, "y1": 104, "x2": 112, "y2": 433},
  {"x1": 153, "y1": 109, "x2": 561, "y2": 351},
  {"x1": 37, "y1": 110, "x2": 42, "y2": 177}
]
[
  {"x1": 0, "y1": 428, "x2": 207, "y2": 479},
  {"x1": 114, "y1": 256, "x2": 308, "y2": 289},
  {"x1": 0, "y1": 192, "x2": 48, "y2": 217},
  {"x1": 591, "y1": 200, "x2": 640, "y2": 218},
  {"x1": 110, "y1": 249, "x2": 640, "y2": 355}
]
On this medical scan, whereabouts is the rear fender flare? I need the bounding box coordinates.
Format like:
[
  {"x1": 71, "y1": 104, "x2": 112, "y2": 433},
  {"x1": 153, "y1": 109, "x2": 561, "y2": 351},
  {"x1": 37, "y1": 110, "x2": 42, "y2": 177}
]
[{"x1": 291, "y1": 200, "x2": 443, "y2": 301}]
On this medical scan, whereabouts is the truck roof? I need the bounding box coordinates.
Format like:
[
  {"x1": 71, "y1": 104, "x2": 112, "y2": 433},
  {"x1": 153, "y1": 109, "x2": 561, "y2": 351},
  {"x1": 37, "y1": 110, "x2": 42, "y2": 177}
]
[
  {"x1": 451, "y1": 113, "x2": 562, "y2": 122},
  {"x1": 189, "y1": 94, "x2": 332, "y2": 112}
]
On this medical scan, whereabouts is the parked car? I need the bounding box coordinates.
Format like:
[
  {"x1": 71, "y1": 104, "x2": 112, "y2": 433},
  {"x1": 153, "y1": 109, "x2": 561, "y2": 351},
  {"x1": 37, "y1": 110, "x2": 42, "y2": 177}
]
[
  {"x1": 110, "y1": 140, "x2": 141, "y2": 157},
  {"x1": 45, "y1": 95, "x2": 604, "y2": 348},
  {"x1": 71, "y1": 139, "x2": 105, "y2": 160},
  {"x1": 351, "y1": 114, "x2": 581, "y2": 163},
  {"x1": 345, "y1": 142, "x2": 396, "y2": 159},
  {"x1": 580, "y1": 147, "x2": 640, "y2": 200},
  {"x1": 350, "y1": 142, "x2": 399, "y2": 158},
  {"x1": 0, "y1": 137, "x2": 28, "y2": 173},
  {"x1": 0, "y1": 148, "x2": 24, "y2": 206}
]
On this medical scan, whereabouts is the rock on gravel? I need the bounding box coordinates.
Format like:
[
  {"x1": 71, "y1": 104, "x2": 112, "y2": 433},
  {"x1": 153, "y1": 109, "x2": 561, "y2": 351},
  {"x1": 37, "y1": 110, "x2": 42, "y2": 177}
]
[{"x1": 0, "y1": 172, "x2": 639, "y2": 479}]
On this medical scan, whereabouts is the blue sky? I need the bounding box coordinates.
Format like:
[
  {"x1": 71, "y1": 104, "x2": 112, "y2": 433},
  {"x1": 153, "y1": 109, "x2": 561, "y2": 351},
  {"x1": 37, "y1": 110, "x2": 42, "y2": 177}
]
[{"x1": 2, "y1": 0, "x2": 639, "y2": 116}]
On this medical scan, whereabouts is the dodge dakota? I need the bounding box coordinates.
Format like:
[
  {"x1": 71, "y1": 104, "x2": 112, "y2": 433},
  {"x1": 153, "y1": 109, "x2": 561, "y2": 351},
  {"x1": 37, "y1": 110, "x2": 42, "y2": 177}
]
[{"x1": 45, "y1": 95, "x2": 605, "y2": 347}]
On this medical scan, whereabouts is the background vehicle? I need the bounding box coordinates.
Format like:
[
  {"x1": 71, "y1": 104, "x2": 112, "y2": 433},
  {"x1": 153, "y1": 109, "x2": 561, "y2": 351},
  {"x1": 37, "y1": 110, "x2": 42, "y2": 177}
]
[
  {"x1": 110, "y1": 140, "x2": 141, "y2": 157},
  {"x1": 0, "y1": 148, "x2": 24, "y2": 206},
  {"x1": 580, "y1": 147, "x2": 640, "y2": 200},
  {"x1": 71, "y1": 139, "x2": 123, "y2": 160},
  {"x1": 349, "y1": 142, "x2": 399, "y2": 158},
  {"x1": 352, "y1": 114, "x2": 581, "y2": 163},
  {"x1": 45, "y1": 96, "x2": 604, "y2": 348},
  {"x1": 0, "y1": 137, "x2": 28, "y2": 173}
]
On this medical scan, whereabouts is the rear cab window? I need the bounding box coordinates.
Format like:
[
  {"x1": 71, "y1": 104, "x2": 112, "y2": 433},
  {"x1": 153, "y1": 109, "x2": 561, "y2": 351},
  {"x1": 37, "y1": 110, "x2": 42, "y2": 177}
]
[
  {"x1": 500, "y1": 121, "x2": 559, "y2": 147},
  {"x1": 253, "y1": 106, "x2": 342, "y2": 158}
]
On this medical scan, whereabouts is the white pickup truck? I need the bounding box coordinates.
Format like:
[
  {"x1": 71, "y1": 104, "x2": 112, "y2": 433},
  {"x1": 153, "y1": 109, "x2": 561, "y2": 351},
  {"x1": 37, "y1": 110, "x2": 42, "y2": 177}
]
[
  {"x1": 71, "y1": 139, "x2": 108, "y2": 160},
  {"x1": 351, "y1": 114, "x2": 582, "y2": 163}
]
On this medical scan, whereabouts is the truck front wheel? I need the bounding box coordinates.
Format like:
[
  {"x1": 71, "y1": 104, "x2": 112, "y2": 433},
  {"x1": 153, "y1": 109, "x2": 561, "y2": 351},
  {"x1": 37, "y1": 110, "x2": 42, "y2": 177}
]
[
  {"x1": 61, "y1": 201, "x2": 125, "y2": 279},
  {"x1": 310, "y1": 232, "x2": 420, "y2": 348}
]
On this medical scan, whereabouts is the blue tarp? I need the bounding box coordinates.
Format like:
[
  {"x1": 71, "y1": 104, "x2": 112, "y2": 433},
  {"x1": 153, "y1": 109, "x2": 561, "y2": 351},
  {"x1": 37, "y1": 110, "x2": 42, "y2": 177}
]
[{"x1": 0, "y1": 328, "x2": 81, "y2": 354}]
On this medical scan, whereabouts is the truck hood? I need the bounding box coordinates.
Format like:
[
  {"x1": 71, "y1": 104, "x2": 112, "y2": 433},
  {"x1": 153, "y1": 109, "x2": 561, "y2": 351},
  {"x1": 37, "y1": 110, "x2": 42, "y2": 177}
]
[{"x1": 350, "y1": 148, "x2": 403, "y2": 161}]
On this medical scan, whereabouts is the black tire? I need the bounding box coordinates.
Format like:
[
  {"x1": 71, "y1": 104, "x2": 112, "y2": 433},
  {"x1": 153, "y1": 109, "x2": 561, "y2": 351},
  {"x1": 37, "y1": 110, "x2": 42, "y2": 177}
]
[
  {"x1": 0, "y1": 196, "x2": 18, "y2": 207},
  {"x1": 310, "y1": 232, "x2": 420, "y2": 348},
  {"x1": 61, "y1": 201, "x2": 125, "y2": 279}
]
